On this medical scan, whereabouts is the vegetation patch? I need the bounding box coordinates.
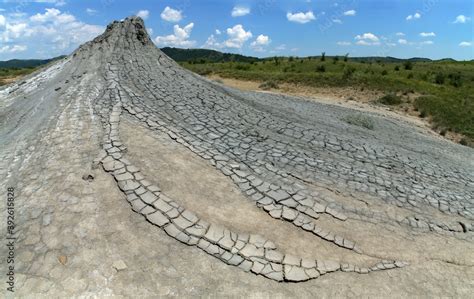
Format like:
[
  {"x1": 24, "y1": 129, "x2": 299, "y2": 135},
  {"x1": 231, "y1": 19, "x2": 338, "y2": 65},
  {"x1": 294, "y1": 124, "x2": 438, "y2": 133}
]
[
  {"x1": 377, "y1": 94, "x2": 403, "y2": 105},
  {"x1": 343, "y1": 113, "x2": 375, "y2": 130},
  {"x1": 259, "y1": 80, "x2": 279, "y2": 90}
]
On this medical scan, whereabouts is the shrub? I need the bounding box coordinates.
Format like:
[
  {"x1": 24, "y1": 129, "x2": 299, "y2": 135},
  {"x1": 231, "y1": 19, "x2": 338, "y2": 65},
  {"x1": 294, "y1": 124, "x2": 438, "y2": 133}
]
[
  {"x1": 343, "y1": 53, "x2": 349, "y2": 62},
  {"x1": 343, "y1": 114, "x2": 375, "y2": 130},
  {"x1": 394, "y1": 65, "x2": 400, "y2": 71},
  {"x1": 434, "y1": 72, "x2": 445, "y2": 84},
  {"x1": 235, "y1": 64, "x2": 250, "y2": 70},
  {"x1": 316, "y1": 65, "x2": 326, "y2": 72},
  {"x1": 333, "y1": 56, "x2": 339, "y2": 64},
  {"x1": 381, "y1": 70, "x2": 388, "y2": 76},
  {"x1": 448, "y1": 73, "x2": 462, "y2": 87},
  {"x1": 377, "y1": 94, "x2": 402, "y2": 105},
  {"x1": 342, "y1": 66, "x2": 356, "y2": 80},
  {"x1": 259, "y1": 80, "x2": 279, "y2": 90},
  {"x1": 321, "y1": 52, "x2": 326, "y2": 61},
  {"x1": 403, "y1": 60, "x2": 413, "y2": 70},
  {"x1": 407, "y1": 73, "x2": 414, "y2": 79}
]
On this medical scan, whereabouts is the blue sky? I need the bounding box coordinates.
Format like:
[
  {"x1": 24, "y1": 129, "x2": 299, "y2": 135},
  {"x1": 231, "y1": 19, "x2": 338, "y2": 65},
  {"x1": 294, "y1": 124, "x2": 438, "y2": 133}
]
[{"x1": 0, "y1": 0, "x2": 472, "y2": 60}]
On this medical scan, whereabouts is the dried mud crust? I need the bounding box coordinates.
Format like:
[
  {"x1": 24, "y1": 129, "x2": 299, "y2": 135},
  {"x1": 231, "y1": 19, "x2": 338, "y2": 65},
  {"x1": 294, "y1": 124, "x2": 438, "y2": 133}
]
[{"x1": 0, "y1": 16, "x2": 473, "y2": 297}]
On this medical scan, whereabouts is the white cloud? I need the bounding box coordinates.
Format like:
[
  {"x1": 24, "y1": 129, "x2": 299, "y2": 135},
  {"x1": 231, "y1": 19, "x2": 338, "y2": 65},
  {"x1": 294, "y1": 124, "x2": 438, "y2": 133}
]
[
  {"x1": 453, "y1": 15, "x2": 470, "y2": 24},
  {"x1": 337, "y1": 41, "x2": 351, "y2": 46},
  {"x1": 136, "y1": 10, "x2": 149, "y2": 20},
  {"x1": 203, "y1": 34, "x2": 220, "y2": 49},
  {"x1": 0, "y1": 8, "x2": 103, "y2": 58},
  {"x1": 251, "y1": 34, "x2": 270, "y2": 46},
  {"x1": 154, "y1": 23, "x2": 195, "y2": 47},
  {"x1": 287, "y1": 11, "x2": 315, "y2": 24},
  {"x1": 406, "y1": 12, "x2": 421, "y2": 21},
  {"x1": 398, "y1": 39, "x2": 407, "y2": 44},
  {"x1": 231, "y1": 6, "x2": 250, "y2": 17},
  {"x1": 355, "y1": 33, "x2": 380, "y2": 46},
  {"x1": 160, "y1": 6, "x2": 182, "y2": 23},
  {"x1": 224, "y1": 24, "x2": 252, "y2": 48},
  {"x1": 459, "y1": 41, "x2": 471, "y2": 47},
  {"x1": 250, "y1": 34, "x2": 270, "y2": 51},
  {"x1": 332, "y1": 18, "x2": 342, "y2": 24},
  {"x1": 355, "y1": 33, "x2": 379, "y2": 42},
  {"x1": 396, "y1": 32, "x2": 405, "y2": 36},
  {"x1": 0, "y1": 44, "x2": 27, "y2": 53},
  {"x1": 343, "y1": 10, "x2": 356, "y2": 16},
  {"x1": 215, "y1": 29, "x2": 221, "y2": 35},
  {"x1": 420, "y1": 40, "x2": 433, "y2": 45},
  {"x1": 420, "y1": 32, "x2": 435, "y2": 37},
  {"x1": 0, "y1": 14, "x2": 5, "y2": 27},
  {"x1": 86, "y1": 8, "x2": 97, "y2": 15},
  {"x1": 30, "y1": 8, "x2": 75, "y2": 24}
]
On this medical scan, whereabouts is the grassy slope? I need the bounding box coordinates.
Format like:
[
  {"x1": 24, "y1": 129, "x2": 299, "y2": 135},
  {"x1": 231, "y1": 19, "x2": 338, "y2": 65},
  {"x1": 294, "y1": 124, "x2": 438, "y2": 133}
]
[{"x1": 181, "y1": 58, "x2": 474, "y2": 142}]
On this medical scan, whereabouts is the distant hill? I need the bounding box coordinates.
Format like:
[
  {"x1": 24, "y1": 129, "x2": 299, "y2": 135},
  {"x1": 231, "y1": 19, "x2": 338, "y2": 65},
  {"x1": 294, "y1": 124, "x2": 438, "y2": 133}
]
[
  {"x1": 161, "y1": 47, "x2": 260, "y2": 63},
  {"x1": 0, "y1": 56, "x2": 66, "y2": 69}
]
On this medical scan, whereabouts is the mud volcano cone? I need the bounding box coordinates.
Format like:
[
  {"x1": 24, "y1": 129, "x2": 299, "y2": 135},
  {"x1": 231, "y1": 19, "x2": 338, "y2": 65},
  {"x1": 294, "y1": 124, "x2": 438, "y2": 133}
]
[{"x1": 1, "y1": 16, "x2": 473, "y2": 296}]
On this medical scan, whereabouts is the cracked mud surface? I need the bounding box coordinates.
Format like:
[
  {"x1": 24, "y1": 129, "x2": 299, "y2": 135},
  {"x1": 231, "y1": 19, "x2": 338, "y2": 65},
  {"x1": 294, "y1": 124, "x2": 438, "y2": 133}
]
[{"x1": 1, "y1": 17, "x2": 473, "y2": 297}]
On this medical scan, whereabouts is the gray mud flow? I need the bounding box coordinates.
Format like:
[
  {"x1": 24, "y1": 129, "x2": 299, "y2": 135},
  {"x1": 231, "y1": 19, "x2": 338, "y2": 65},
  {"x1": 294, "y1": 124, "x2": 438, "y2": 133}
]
[{"x1": 0, "y1": 17, "x2": 473, "y2": 297}]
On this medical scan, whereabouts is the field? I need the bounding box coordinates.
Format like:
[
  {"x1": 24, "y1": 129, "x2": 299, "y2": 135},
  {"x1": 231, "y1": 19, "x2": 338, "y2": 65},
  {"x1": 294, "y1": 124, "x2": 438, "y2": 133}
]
[
  {"x1": 0, "y1": 67, "x2": 38, "y2": 86},
  {"x1": 180, "y1": 56, "x2": 474, "y2": 145}
]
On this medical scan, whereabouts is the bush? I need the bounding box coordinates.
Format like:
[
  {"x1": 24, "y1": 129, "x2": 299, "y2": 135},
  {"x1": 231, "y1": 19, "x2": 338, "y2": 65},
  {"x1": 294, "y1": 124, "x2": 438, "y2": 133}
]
[
  {"x1": 377, "y1": 94, "x2": 402, "y2": 105},
  {"x1": 434, "y1": 72, "x2": 445, "y2": 84},
  {"x1": 342, "y1": 66, "x2": 356, "y2": 80},
  {"x1": 321, "y1": 52, "x2": 326, "y2": 61},
  {"x1": 316, "y1": 65, "x2": 326, "y2": 72},
  {"x1": 381, "y1": 70, "x2": 388, "y2": 76},
  {"x1": 343, "y1": 114, "x2": 375, "y2": 130},
  {"x1": 403, "y1": 61, "x2": 413, "y2": 70},
  {"x1": 448, "y1": 73, "x2": 462, "y2": 87},
  {"x1": 333, "y1": 56, "x2": 339, "y2": 63},
  {"x1": 235, "y1": 64, "x2": 250, "y2": 71},
  {"x1": 343, "y1": 53, "x2": 349, "y2": 62},
  {"x1": 259, "y1": 80, "x2": 279, "y2": 90},
  {"x1": 394, "y1": 65, "x2": 400, "y2": 71},
  {"x1": 407, "y1": 73, "x2": 414, "y2": 79}
]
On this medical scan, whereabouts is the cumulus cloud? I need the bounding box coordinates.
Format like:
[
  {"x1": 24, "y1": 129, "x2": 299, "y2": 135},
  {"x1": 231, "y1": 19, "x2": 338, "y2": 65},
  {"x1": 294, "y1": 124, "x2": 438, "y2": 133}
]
[
  {"x1": 287, "y1": 11, "x2": 315, "y2": 24},
  {"x1": 396, "y1": 32, "x2": 405, "y2": 36},
  {"x1": 154, "y1": 23, "x2": 195, "y2": 47},
  {"x1": 202, "y1": 24, "x2": 253, "y2": 49},
  {"x1": 250, "y1": 34, "x2": 270, "y2": 51},
  {"x1": 420, "y1": 32, "x2": 435, "y2": 37},
  {"x1": 215, "y1": 29, "x2": 221, "y2": 35},
  {"x1": 398, "y1": 39, "x2": 407, "y2": 44},
  {"x1": 453, "y1": 15, "x2": 470, "y2": 24},
  {"x1": 355, "y1": 33, "x2": 380, "y2": 46},
  {"x1": 343, "y1": 10, "x2": 356, "y2": 16},
  {"x1": 231, "y1": 6, "x2": 250, "y2": 17},
  {"x1": 406, "y1": 12, "x2": 421, "y2": 21},
  {"x1": 459, "y1": 41, "x2": 471, "y2": 47},
  {"x1": 160, "y1": 6, "x2": 182, "y2": 23},
  {"x1": 136, "y1": 10, "x2": 149, "y2": 20},
  {"x1": 0, "y1": 8, "x2": 103, "y2": 59},
  {"x1": 30, "y1": 8, "x2": 75, "y2": 23},
  {"x1": 224, "y1": 24, "x2": 252, "y2": 48},
  {"x1": 0, "y1": 44, "x2": 27, "y2": 53}
]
